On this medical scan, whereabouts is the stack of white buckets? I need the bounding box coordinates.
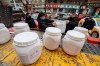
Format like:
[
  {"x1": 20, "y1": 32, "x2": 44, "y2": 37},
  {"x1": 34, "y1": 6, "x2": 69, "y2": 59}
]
[{"x1": 12, "y1": 22, "x2": 88, "y2": 65}]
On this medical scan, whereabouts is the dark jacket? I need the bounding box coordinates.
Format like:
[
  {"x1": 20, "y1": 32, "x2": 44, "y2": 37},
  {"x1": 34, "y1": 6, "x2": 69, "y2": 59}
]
[
  {"x1": 25, "y1": 17, "x2": 36, "y2": 28},
  {"x1": 65, "y1": 17, "x2": 79, "y2": 33},
  {"x1": 37, "y1": 18, "x2": 54, "y2": 30},
  {"x1": 68, "y1": 17, "x2": 79, "y2": 26}
]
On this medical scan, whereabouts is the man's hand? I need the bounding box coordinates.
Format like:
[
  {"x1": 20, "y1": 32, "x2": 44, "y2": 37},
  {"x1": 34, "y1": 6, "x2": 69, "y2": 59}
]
[
  {"x1": 53, "y1": 23, "x2": 57, "y2": 27},
  {"x1": 66, "y1": 20, "x2": 69, "y2": 24}
]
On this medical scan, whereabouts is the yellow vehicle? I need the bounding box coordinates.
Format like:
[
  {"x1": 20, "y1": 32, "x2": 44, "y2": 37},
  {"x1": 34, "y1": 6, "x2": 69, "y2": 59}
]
[{"x1": 79, "y1": 18, "x2": 100, "y2": 38}]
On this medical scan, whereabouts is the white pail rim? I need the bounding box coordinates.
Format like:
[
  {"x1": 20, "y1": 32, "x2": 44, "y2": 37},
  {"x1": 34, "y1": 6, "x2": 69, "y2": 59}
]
[
  {"x1": 46, "y1": 27, "x2": 61, "y2": 36},
  {"x1": 14, "y1": 32, "x2": 39, "y2": 46},
  {"x1": 66, "y1": 30, "x2": 85, "y2": 41}
]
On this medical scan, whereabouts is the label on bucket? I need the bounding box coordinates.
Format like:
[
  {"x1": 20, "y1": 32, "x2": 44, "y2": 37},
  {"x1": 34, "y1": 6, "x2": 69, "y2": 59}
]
[
  {"x1": 30, "y1": 48, "x2": 41, "y2": 62},
  {"x1": 19, "y1": 55, "x2": 29, "y2": 64},
  {"x1": 30, "y1": 50, "x2": 39, "y2": 59}
]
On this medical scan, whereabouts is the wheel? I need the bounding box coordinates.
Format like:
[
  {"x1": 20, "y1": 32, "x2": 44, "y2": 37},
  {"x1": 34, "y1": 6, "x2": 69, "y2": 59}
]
[{"x1": 91, "y1": 32, "x2": 99, "y2": 38}]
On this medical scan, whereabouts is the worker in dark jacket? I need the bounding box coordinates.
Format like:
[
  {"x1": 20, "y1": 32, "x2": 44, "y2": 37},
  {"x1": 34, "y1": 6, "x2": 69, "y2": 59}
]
[
  {"x1": 65, "y1": 11, "x2": 79, "y2": 33},
  {"x1": 25, "y1": 13, "x2": 36, "y2": 28},
  {"x1": 37, "y1": 12, "x2": 56, "y2": 30}
]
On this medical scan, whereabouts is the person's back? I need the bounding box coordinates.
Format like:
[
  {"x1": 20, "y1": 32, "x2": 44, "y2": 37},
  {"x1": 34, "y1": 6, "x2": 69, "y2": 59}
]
[
  {"x1": 25, "y1": 13, "x2": 36, "y2": 28},
  {"x1": 82, "y1": 18, "x2": 95, "y2": 30},
  {"x1": 37, "y1": 18, "x2": 47, "y2": 30}
]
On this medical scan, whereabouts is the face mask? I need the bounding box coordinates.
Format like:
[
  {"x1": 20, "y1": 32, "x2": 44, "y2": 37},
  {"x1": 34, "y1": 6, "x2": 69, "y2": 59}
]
[
  {"x1": 31, "y1": 15, "x2": 38, "y2": 19},
  {"x1": 41, "y1": 17, "x2": 45, "y2": 20}
]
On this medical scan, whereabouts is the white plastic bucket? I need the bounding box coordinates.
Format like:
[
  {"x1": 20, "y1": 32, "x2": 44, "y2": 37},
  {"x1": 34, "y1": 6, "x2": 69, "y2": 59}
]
[
  {"x1": 62, "y1": 30, "x2": 85, "y2": 55},
  {"x1": 13, "y1": 32, "x2": 42, "y2": 65},
  {"x1": 74, "y1": 27, "x2": 89, "y2": 39},
  {"x1": 14, "y1": 23, "x2": 30, "y2": 35},
  {"x1": 0, "y1": 23, "x2": 11, "y2": 44},
  {"x1": 55, "y1": 20, "x2": 66, "y2": 33},
  {"x1": 43, "y1": 27, "x2": 61, "y2": 50}
]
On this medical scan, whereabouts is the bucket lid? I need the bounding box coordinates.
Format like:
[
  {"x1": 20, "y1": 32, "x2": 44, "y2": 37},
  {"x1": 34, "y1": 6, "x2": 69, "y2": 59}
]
[
  {"x1": 46, "y1": 27, "x2": 61, "y2": 36},
  {"x1": 14, "y1": 32, "x2": 39, "y2": 46},
  {"x1": 74, "y1": 27, "x2": 88, "y2": 33},
  {"x1": 67, "y1": 30, "x2": 85, "y2": 41},
  {"x1": 14, "y1": 23, "x2": 28, "y2": 29},
  {"x1": 0, "y1": 23, "x2": 5, "y2": 29}
]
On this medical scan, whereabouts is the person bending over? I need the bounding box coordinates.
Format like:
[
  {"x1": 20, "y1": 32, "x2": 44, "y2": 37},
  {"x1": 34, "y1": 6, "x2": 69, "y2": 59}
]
[{"x1": 25, "y1": 13, "x2": 36, "y2": 28}]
